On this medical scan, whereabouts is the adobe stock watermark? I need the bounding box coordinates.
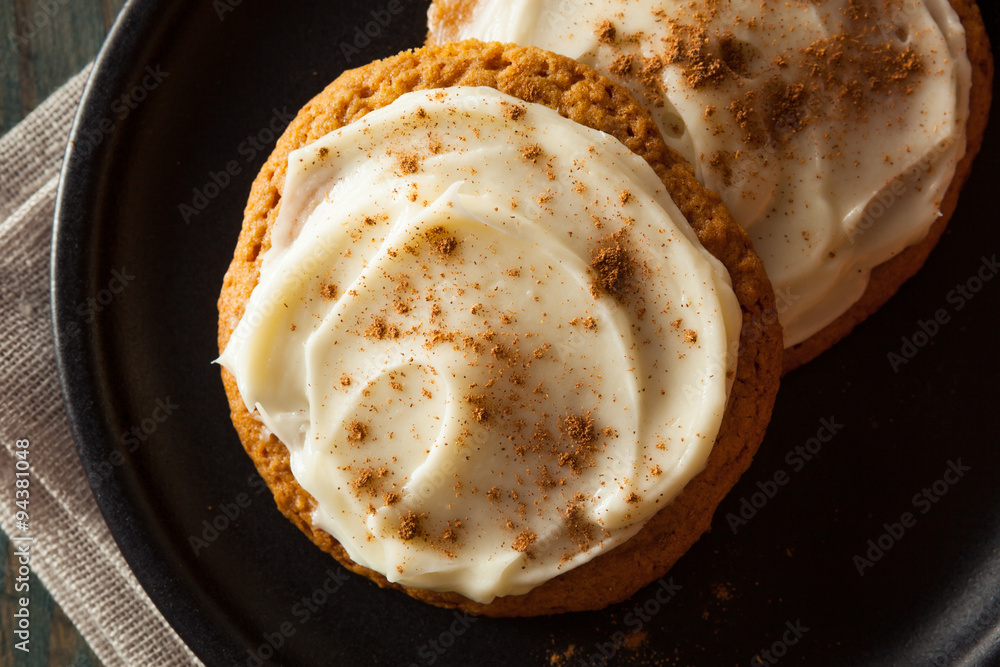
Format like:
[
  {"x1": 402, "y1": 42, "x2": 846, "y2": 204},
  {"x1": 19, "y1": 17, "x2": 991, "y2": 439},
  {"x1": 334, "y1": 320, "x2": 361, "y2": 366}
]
[
  {"x1": 6, "y1": 0, "x2": 71, "y2": 49},
  {"x1": 571, "y1": 577, "x2": 683, "y2": 667},
  {"x1": 10, "y1": 438, "x2": 32, "y2": 654},
  {"x1": 872, "y1": 0, "x2": 932, "y2": 43},
  {"x1": 73, "y1": 66, "x2": 170, "y2": 158},
  {"x1": 178, "y1": 106, "x2": 294, "y2": 224},
  {"x1": 887, "y1": 255, "x2": 999, "y2": 372},
  {"x1": 76, "y1": 397, "x2": 179, "y2": 492},
  {"x1": 750, "y1": 620, "x2": 810, "y2": 666},
  {"x1": 213, "y1": 0, "x2": 243, "y2": 20},
  {"x1": 60, "y1": 267, "x2": 136, "y2": 340},
  {"x1": 339, "y1": 0, "x2": 405, "y2": 63},
  {"x1": 188, "y1": 474, "x2": 269, "y2": 556},
  {"x1": 76, "y1": 268, "x2": 135, "y2": 322},
  {"x1": 852, "y1": 459, "x2": 970, "y2": 576},
  {"x1": 541, "y1": 0, "x2": 583, "y2": 32},
  {"x1": 225, "y1": 229, "x2": 340, "y2": 345},
  {"x1": 726, "y1": 417, "x2": 844, "y2": 534},
  {"x1": 406, "y1": 611, "x2": 478, "y2": 666},
  {"x1": 765, "y1": 16, "x2": 954, "y2": 249},
  {"x1": 244, "y1": 567, "x2": 351, "y2": 666},
  {"x1": 845, "y1": 126, "x2": 953, "y2": 246}
]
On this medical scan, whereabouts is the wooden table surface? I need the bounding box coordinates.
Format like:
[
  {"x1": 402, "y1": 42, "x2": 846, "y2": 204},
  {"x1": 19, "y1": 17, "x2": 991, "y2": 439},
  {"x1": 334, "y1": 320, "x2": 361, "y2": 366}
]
[
  {"x1": 0, "y1": 0, "x2": 125, "y2": 133},
  {"x1": 2, "y1": 1, "x2": 125, "y2": 664}
]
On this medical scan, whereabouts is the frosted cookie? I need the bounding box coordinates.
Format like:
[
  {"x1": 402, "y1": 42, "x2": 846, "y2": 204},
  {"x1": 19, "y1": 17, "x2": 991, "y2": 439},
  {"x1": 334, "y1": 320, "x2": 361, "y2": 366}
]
[
  {"x1": 428, "y1": 0, "x2": 993, "y2": 371},
  {"x1": 217, "y1": 41, "x2": 782, "y2": 616}
]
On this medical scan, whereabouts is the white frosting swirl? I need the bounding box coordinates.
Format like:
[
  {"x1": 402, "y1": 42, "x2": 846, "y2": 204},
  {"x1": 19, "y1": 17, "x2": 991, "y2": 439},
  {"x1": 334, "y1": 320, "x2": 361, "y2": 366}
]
[
  {"x1": 439, "y1": 0, "x2": 972, "y2": 345},
  {"x1": 219, "y1": 87, "x2": 740, "y2": 603}
]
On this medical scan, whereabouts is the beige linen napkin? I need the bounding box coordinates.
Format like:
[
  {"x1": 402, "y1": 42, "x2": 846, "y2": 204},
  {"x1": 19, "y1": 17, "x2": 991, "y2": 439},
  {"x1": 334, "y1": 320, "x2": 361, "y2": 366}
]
[{"x1": 0, "y1": 67, "x2": 202, "y2": 667}]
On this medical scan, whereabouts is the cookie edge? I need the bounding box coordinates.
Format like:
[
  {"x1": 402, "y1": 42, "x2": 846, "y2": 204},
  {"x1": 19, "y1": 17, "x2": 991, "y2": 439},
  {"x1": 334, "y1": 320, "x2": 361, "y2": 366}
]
[{"x1": 216, "y1": 40, "x2": 782, "y2": 617}]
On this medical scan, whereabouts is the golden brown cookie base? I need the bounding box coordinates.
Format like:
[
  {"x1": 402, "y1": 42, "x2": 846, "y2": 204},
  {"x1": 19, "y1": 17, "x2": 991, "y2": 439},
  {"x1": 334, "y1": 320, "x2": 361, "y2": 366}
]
[
  {"x1": 217, "y1": 40, "x2": 782, "y2": 616},
  {"x1": 426, "y1": 0, "x2": 993, "y2": 374}
]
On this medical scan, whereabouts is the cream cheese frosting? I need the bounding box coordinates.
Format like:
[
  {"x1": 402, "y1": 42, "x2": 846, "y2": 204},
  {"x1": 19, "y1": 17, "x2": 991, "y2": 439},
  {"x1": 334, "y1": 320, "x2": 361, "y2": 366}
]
[
  {"x1": 218, "y1": 87, "x2": 741, "y2": 603},
  {"x1": 437, "y1": 0, "x2": 973, "y2": 346}
]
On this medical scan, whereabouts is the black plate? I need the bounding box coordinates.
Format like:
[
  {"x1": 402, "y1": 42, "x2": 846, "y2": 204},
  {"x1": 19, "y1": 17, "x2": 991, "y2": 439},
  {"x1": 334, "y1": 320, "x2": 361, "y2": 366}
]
[{"x1": 52, "y1": 1, "x2": 1000, "y2": 665}]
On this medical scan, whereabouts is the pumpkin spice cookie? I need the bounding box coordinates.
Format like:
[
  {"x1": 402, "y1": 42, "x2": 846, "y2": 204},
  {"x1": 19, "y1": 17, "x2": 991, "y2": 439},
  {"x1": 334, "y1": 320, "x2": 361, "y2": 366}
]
[
  {"x1": 217, "y1": 41, "x2": 781, "y2": 616},
  {"x1": 428, "y1": 0, "x2": 993, "y2": 372}
]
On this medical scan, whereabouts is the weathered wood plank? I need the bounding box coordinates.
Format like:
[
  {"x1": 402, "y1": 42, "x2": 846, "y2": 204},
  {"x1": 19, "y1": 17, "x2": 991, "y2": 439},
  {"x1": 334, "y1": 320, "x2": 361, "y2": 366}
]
[
  {"x1": 0, "y1": 528, "x2": 12, "y2": 664},
  {"x1": 14, "y1": 0, "x2": 38, "y2": 114},
  {"x1": 1, "y1": 524, "x2": 108, "y2": 666},
  {"x1": 47, "y1": 603, "x2": 103, "y2": 667},
  {"x1": 22, "y1": 570, "x2": 55, "y2": 666},
  {"x1": 16, "y1": 0, "x2": 101, "y2": 119},
  {"x1": 1, "y1": 0, "x2": 126, "y2": 134},
  {"x1": 0, "y1": 0, "x2": 22, "y2": 131}
]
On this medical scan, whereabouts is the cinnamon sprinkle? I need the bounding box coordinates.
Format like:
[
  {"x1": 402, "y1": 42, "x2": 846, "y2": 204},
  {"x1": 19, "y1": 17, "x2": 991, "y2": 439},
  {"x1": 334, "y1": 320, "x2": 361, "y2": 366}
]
[
  {"x1": 521, "y1": 144, "x2": 543, "y2": 163},
  {"x1": 396, "y1": 153, "x2": 419, "y2": 175},
  {"x1": 425, "y1": 226, "x2": 458, "y2": 258},
  {"x1": 503, "y1": 104, "x2": 526, "y2": 121},
  {"x1": 350, "y1": 466, "x2": 387, "y2": 496},
  {"x1": 608, "y1": 53, "x2": 633, "y2": 76},
  {"x1": 561, "y1": 501, "x2": 595, "y2": 552},
  {"x1": 398, "y1": 511, "x2": 424, "y2": 540},
  {"x1": 347, "y1": 420, "x2": 368, "y2": 442},
  {"x1": 512, "y1": 530, "x2": 537, "y2": 555},
  {"x1": 595, "y1": 19, "x2": 617, "y2": 45},
  {"x1": 590, "y1": 231, "x2": 635, "y2": 300},
  {"x1": 563, "y1": 412, "x2": 595, "y2": 446},
  {"x1": 365, "y1": 317, "x2": 398, "y2": 340}
]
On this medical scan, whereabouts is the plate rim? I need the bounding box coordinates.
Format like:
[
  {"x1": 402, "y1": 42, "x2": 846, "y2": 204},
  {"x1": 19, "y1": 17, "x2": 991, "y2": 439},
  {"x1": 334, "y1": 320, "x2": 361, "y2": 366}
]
[
  {"x1": 48, "y1": 1, "x2": 1000, "y2": 666},
  {"x1": 51, "y1": 0, "x2": 243, "y2": 664}
]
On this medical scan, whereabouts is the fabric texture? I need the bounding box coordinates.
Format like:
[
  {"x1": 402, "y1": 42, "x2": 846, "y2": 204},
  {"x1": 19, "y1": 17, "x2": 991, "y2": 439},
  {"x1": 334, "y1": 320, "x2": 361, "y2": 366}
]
[{"x1": 0, "y1": 66, "x2": 202, "y2": 667}]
